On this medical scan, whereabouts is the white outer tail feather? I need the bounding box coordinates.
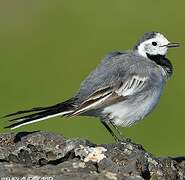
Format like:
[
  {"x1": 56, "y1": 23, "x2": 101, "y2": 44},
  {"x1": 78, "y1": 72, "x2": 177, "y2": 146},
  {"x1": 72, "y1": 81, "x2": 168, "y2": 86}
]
[{"x1": 11, "y1": 110, "x2": 73, "y2": 130}]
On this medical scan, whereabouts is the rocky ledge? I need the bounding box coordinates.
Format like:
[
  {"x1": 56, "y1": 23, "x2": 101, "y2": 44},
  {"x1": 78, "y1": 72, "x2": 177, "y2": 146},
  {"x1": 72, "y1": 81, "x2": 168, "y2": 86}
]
[{"x1": 0, "y1": 131, "x2": 184, "y2": 180}]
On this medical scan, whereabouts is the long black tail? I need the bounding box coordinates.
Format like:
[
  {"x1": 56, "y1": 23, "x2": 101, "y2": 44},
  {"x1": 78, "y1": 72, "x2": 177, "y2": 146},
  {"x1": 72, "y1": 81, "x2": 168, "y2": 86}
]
[{"x1": 4, "y1": 98, "x2": 76, "y2": 129}]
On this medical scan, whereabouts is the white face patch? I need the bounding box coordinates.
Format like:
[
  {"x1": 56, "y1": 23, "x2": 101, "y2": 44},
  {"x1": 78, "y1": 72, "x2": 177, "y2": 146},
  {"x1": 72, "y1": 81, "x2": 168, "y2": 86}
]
[{"x1": 137, "y1": 33, "x2": 170, "y2": 57}]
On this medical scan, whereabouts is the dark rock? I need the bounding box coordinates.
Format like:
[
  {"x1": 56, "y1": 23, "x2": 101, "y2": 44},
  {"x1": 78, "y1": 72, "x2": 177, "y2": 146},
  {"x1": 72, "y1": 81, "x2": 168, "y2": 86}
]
[{"x1": 0, "y1": 131, "x2": 184, "y2": 180}]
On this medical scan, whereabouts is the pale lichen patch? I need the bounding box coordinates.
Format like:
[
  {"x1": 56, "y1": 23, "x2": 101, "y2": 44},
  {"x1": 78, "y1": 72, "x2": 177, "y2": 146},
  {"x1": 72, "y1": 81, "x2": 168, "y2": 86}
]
[{"x1": 75, "y1": 145, "x2": 107, "y2": 163}]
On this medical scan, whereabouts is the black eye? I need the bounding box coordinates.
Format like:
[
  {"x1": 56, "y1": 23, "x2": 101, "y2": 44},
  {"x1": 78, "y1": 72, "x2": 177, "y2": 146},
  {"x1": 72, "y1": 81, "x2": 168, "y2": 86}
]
[{"x1": 152, "y1": 42, "x2": 157, "y2": 46}]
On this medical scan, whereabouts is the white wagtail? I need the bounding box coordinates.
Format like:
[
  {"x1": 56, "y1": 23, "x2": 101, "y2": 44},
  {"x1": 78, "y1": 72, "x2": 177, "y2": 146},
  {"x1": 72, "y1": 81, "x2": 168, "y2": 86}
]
[{"x1": 5, "y1": 32, "x2": 179, "y2": 141}]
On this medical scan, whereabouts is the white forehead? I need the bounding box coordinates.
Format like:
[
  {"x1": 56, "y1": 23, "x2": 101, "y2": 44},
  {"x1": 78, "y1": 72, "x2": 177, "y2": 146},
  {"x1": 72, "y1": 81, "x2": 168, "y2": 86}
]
[
  {"x1": 153, "y1": 33, "x2": 170, "y2": 44},
  {"x1": 143, "y1": 33, "x2": 170, "y2": 45}
]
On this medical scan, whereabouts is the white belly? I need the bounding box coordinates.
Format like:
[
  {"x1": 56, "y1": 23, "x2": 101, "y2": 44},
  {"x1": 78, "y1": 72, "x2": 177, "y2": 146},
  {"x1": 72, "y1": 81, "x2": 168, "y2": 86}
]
[{"x1": 102, "y1": 89, "x2": 162, "y2": 127}]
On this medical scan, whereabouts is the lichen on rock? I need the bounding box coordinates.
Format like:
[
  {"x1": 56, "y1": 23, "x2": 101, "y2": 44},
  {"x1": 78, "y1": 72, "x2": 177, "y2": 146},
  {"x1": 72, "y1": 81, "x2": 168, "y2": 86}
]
[{"x1": 0, "y1": 131, "x2": 184, "y2": 180}]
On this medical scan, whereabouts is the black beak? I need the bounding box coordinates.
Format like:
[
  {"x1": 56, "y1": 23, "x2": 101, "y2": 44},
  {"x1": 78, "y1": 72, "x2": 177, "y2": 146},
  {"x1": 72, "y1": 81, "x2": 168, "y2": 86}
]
[
  {"x1": 160, "y1": 42, "x2": 180, "y2": 48},
  {"x1": 167, "y1": 42, "x2": 180, "y2": 48}
]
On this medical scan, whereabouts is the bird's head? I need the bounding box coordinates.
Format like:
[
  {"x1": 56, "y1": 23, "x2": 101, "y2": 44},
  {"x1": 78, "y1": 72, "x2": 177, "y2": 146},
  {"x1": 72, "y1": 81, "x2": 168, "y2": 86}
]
[{"x1": 134, "y1": 32, "x2": 179, "y2": 58}]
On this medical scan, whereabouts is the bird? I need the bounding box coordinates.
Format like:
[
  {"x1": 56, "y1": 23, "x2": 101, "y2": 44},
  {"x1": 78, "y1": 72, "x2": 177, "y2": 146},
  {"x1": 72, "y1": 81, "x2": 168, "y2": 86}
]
[{"x1": 4, "y1": 32, "x2": 179, "y2": 142}]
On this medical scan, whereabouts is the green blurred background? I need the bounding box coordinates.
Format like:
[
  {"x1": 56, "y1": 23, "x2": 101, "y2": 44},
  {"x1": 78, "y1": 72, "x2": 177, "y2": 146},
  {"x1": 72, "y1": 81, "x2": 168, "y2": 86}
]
[{"x1": 0, "y1": 0, "x2": 184, "y2": 157}]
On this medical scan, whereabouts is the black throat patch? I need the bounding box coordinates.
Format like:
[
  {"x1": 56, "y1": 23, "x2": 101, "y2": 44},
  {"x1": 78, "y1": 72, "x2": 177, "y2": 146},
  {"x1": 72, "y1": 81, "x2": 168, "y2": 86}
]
[{"x1": 146, "y1": 53, "x2": 173, "y2": 77}]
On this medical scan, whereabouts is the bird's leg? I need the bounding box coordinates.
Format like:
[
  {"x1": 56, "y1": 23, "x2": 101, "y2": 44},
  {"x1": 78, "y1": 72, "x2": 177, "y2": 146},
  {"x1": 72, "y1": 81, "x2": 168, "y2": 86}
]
[
  {"x1": 110, "y1": 121, "x2": 132, "y2": 142},
  {"x1": 109, "y1": 121, "x2": 125, "y2": 140},
  {"x1": 101, "y1": 121, "x2": 120, "y2": 142}
]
